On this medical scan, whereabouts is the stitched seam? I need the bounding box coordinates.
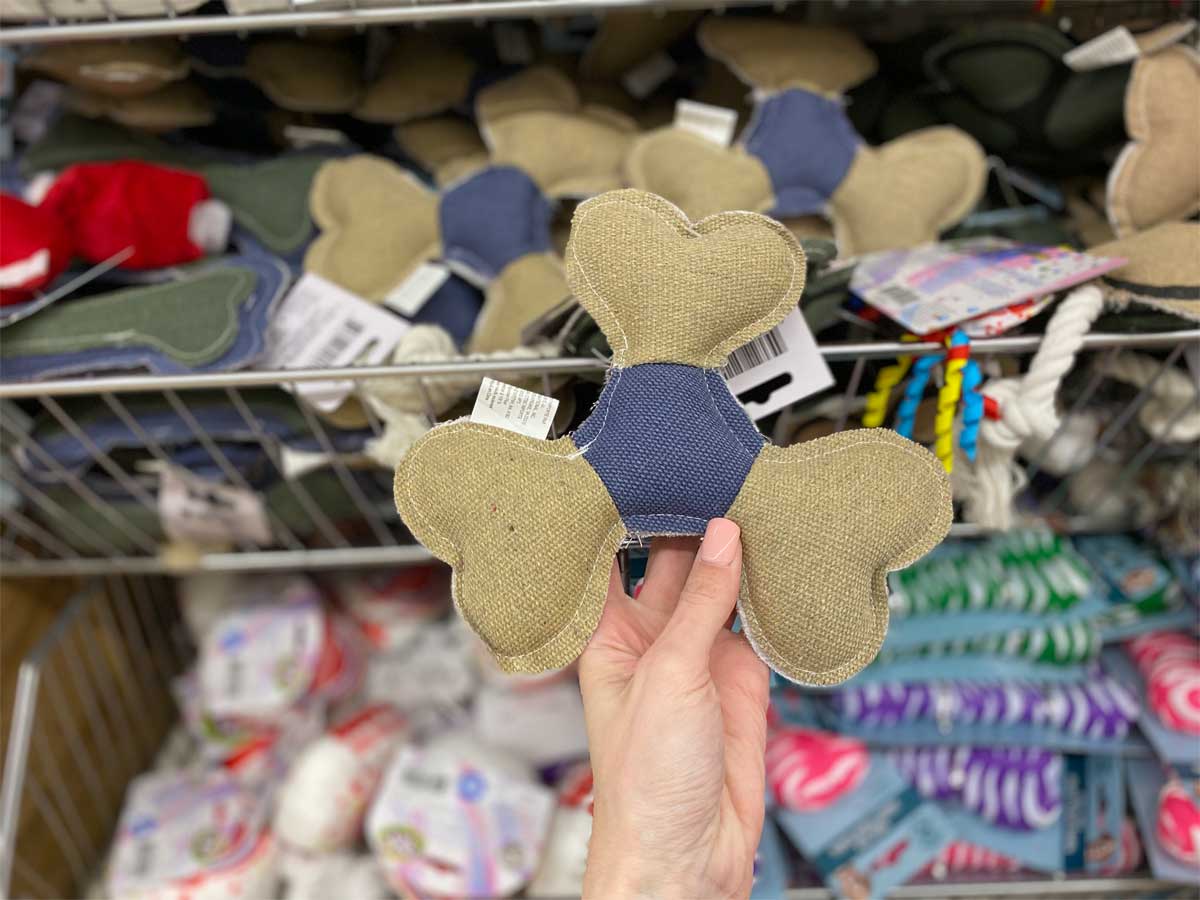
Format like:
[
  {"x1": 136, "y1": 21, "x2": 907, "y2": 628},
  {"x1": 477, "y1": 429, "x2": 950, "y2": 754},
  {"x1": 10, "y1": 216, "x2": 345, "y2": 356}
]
[
  {"x1": 703, "y1": 370, "x2": 762, "y2": 463},
  {"x1": 401, "y1": 423, "x2": 623, "y2": 666},
  {"x1": 576, "y1": 366, "x2": 622, "y2": 454},
  {"x1": 740, "y1": 436, "x2": 950, "y2": 681},
  {"x1": 568, "y1": 198, "x2": 631, "y2": 361}
]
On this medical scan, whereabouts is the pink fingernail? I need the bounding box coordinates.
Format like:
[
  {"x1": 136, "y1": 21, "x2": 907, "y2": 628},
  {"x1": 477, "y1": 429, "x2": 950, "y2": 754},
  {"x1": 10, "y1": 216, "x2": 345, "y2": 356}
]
[{"x1": 699, "y1": 518, "x2": 740, "y2": 566}]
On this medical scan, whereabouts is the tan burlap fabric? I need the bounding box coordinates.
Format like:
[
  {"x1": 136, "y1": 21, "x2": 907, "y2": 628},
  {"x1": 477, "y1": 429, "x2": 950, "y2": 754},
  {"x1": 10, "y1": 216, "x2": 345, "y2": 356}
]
[
  {"x1": 355, "y1": 36, "x2": 475, "y2": 124},
  {"x1": 1106, "y1": 45, "x2": 1200, "y2": 237},
  {"x1": 728, "y1": 430, "x2": 952, "y2": 686},
  {"x1": 244, "y1": 40, "x2": 363, "y2": 114},
  {"x1": 469, "y1": 252, "x2": 570, "y2": 354},
  {"x1": 624, "y1": 127, "x2": 773, "y2": 221},
  {"x1": 477, "y1": 66, "x2": 637, "y2": 199},
  {"x1": 831, "y1": 126, "x2": 988, "y2": 256},
  {"x1": 24, "y1": 39, "x2": 188, "y2": 97},
  {"x1": 1092, "y1": 222, "x2": 1200, "y2": 323},
  {"x1": 395, "y1": 423, "x2": 623, "y2": 672},
  {"x1": 396, "y1": 190, "x2": 951, "y2": 682},
  {"x1": 68, "y1": 81, "x2": 215, "y2": 132},
  {"x1": 698, "y1": 18, "x2": 878, "y2": 94},
  {"x1": 394, "y1": 116, "x2": 490, "y2": 187},
  {"x1": 305, "y1": 155, "x2": 440, "y2": 302},
  {"x1": 580, "y1": 10, "x2": 701, "y2": 79},
  {"x1": 566, "y1": 190, "x2": 803, "y2": 367}
]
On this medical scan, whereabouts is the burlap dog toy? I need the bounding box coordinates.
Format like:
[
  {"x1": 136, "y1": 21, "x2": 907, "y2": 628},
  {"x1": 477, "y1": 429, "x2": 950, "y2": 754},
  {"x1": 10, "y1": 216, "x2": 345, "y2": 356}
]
[
  {"x1": 395, "y1": 190, "x2": 953, "y2": 685},
  {"x1": 626, "y1": 19, "x2": 987, "y2": 255}
]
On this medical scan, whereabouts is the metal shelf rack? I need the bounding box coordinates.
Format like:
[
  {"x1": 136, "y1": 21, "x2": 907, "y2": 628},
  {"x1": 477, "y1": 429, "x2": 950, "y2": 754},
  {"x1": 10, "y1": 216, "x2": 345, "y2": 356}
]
[{"x1": 1, "y1": 328, "x2": 1197, "y2": 577}]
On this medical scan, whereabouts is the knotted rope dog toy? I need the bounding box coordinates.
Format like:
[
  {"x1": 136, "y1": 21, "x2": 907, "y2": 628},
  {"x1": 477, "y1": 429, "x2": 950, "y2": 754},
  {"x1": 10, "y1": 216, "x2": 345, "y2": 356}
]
[{"x1": 395, "y1": 190, "x2": 952, "y2": 686}]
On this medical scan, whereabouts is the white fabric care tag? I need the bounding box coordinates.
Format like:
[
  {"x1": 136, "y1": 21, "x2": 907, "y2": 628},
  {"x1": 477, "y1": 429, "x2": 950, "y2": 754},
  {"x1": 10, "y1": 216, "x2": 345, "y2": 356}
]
[
  {"x1": 159, "y1": 466, "x2": 272, "y2": 546},
  {"x1": 470, "y1": 378, "x2": 559, "y2": 439},
  {"x1": 723, "y1": 308, "x2": 834, "y2": 420},
  {"x1": 384, "y1": 262, "x2": 450, "y2": 317},
  {"x1": 674, "y1": 99, "x2": 738, "y2": 147},
  {"x1": 1063, "y1": 26, "x2": 1140, "y2": 71},
  {"x1": 260, "y1": 273, "x2": 410, "y2": 412},
  {"x1": 622, "y1": 51, "x2": 676, "y2": 99}
]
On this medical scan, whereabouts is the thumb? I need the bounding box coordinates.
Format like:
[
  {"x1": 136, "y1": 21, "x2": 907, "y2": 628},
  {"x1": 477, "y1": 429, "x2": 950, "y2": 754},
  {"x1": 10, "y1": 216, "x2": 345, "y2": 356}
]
[{"x1": 661, "y1": 518, "x2": 741, "y2": 666}]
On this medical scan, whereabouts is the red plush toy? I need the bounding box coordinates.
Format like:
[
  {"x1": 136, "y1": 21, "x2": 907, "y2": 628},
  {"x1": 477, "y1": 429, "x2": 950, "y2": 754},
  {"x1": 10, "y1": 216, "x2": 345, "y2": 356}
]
[{"x1": 0, "y1": 160, "x2": 232, "y2": 306}]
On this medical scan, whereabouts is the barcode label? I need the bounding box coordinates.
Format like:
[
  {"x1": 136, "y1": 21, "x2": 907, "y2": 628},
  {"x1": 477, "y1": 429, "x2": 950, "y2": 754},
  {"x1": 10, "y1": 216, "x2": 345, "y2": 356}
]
[
  {"x1": 722, "y1": 327, "x2": 787, "y2": 379},
  {"x1": 877, "y1": 283, "x2": 923, "y2": 307},
  {"x1": 310, "y1": 318, "x2": 365, "y2": 369},
  {"x1": 258, "y1": 274, "x2": 410, "y2": 411}
]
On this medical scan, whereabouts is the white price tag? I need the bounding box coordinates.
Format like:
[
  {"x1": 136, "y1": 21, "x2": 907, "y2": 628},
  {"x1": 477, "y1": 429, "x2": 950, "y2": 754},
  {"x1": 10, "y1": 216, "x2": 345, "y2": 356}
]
[
  {"x1": 1063, "y1": 26, "x2": 1141, "y2": 71},
  {"x1": 280, "y1": 445, "x2": 331, "y2": 479},
  {"x1": 384, "y1": 262, "x2": 451, "y2": 317},
  {"x1": 159, "y1": 466, "x2": 272, "y2": 546},
  {"x1": 260, "y1": 274, "x2": 410, "y2": 412},
  {"x1": 494, "y1": 22, "x2": 535, "y2": 64},
  {"x1": 621, "y1": 51, "x2": 676, "y2": 99},
  {"x1": 722, "y1": 308, "x2": 835, "y2": 420},
  {"x1": 470, "y1": 377, "x2": 559, "y2": 439},
  {"x1": 674, "y1": 99, "x2": 738, "y2": 147}
]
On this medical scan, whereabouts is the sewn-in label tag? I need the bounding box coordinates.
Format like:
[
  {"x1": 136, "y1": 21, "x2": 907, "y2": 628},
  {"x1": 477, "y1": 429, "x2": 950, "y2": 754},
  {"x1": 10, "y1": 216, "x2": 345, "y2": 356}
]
[
  {"x1": 261, "y1": 273, "x2": 410, "y2": 411},
  {"x1": 470, "y1": 377, "x2": 559, "y2": 439},
  {"x1": 1063, "y1": 26, "x2": 1140, "y2": 71},
  {"x1": 622, "y1": 51, "x2": 676, "y2": 99},
  {"x1": 494, "y1": 22, "x2": 535, "y2": 64},
  {"x1": 159, "y1": 466, "x2": 272, "y2": 546},
  {"x1": 384, "y1": 262, "x2": 451, "y2": 317},
  {"x1": 723, "y1": 308, "x2": 834, "y2": 420},
  {"x1": 852, "y1": 238, "x2": 1126, "y2": 335},
  {"x1": 674, "y1": 99, "x2": 738, "y2": 147}
]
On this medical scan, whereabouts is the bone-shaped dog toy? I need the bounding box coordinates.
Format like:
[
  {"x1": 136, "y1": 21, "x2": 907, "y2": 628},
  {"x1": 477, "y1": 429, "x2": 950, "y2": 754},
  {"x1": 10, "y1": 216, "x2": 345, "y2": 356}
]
[
  {"x1": 395, "y1": 190, "x2": 953, "y2": 685},
  {"x1": 626, "y1": 18, "x2": 987, "y2": 256}
]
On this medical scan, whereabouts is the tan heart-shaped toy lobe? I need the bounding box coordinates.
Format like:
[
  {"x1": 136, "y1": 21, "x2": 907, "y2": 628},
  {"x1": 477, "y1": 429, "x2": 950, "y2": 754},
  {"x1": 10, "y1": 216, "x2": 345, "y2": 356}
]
[
  {"x1": 23, "y1": 39, "x2": 189, "y2": 98},
  {"x1": 68, "y1": 81, "x2": 215, "y2": 132},
  {"x1": 395, "y1": 189, "x2": 952, "y2": 684},
  {"x1": 477, "y1": 67, "x2": 638, "y2": 199},
  {"x1": 1106, "y1": 45, "x2": 1200, "y2": 236},
  {"x1": 355, "y1": 33, "x2": 476, "y2": 124},
  {"x1": 305, "y1": 155, "x2": 441, "y2": 302},
  {"x1": 244, "y1": 39, "x2": 363, "y2": 114},
  {"x1": 395, "y1": 117, "x2": 490, "y2": 187},
  {"x1": 698, "y1": 17, "x2": 878, "y2": 95}
]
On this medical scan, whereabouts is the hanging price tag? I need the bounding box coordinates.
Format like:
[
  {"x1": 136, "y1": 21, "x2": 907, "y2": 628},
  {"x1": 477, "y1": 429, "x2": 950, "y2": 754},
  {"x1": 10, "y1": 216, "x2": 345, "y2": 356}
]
[
  {"x1": 159, "y1": 466, "x2": 272, "y2": 546},
  {"x1": 722, "y1": 308, "x2": 835, "y2": 420}
]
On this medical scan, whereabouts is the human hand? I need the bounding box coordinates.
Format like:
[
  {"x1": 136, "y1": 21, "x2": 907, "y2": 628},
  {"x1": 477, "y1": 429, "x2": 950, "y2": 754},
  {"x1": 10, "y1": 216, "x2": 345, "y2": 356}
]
[{"x1": 579, "y1": 518, "x2": 770, "y2": 900}]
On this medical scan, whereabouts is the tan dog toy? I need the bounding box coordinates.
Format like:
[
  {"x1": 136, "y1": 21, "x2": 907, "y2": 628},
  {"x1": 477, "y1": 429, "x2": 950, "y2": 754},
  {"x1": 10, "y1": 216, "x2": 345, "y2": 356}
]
[
  {"x1": 1106, "y1": 45, "x2": 1200, "y2": 237},
  {"x1": 626, "y1": 19, "x2": 987, "y2": 255},
  {"x1": 395, "y1": 190, "x2": 952, "y2": 685}
]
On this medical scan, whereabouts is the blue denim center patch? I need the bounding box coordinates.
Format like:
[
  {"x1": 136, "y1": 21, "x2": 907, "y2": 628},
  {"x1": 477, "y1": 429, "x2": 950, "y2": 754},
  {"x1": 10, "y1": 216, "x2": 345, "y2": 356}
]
[
  {"x1": 438, "y1": 165, "x2": 553, "y2": 282},
  {"x1": 743, "y1": 89, "x2": 861, "y2": 218},
  {"x1": 572, "y1": 363, "x2": 765, "y2": 535}
]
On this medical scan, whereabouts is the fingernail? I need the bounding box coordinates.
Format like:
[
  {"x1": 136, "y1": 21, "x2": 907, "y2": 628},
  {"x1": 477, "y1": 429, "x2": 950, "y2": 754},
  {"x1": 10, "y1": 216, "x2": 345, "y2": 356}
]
[{"x1": 699, "y1": 518, "x2": 739, "y2": 566}]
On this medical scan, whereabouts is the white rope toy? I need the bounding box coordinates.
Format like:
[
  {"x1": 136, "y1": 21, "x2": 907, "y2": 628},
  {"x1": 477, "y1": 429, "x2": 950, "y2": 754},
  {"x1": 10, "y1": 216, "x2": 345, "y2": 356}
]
[
  {"x1": 958, "y1": 284, "x2": 1107, "y2": 529},
  {"x1": 1097, "y1": 351, "x2": 1200, "y2": 443}
]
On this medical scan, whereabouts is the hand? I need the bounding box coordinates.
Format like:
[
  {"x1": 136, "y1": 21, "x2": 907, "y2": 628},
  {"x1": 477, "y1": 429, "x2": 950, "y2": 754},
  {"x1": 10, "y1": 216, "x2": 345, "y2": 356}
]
[{"x1": 579, "y1": 519, "x2": 770, "y2": 900}]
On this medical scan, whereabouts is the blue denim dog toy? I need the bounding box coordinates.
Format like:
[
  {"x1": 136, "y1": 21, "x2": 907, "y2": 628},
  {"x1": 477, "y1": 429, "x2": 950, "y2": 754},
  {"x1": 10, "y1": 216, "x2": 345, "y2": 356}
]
[{"x1": 395, "y1": 190, "x2": 953, "y2": 686}]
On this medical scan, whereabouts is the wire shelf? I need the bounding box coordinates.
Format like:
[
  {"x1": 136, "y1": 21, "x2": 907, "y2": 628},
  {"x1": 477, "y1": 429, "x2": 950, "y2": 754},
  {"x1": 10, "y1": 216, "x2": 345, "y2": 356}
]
[{"x1": 1, "y1": 328, "x2": 1197, "y2": 577}]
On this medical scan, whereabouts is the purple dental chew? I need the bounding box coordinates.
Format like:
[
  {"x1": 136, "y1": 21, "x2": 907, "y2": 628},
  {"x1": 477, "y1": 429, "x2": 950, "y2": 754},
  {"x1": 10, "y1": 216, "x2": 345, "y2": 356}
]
[
  {"x1": 832, "y1": 678, "x2": 1138, "y2": 738},
  {"x1": 888, "y1": 746, "x2": 1062, "y2": 831}
]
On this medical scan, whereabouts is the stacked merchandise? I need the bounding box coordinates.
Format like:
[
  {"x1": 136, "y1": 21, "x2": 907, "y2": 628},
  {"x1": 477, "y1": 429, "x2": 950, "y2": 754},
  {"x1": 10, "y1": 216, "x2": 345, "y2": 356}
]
[{"x1": 762, "y1": 529, "x2": 1199, "y2": 892}]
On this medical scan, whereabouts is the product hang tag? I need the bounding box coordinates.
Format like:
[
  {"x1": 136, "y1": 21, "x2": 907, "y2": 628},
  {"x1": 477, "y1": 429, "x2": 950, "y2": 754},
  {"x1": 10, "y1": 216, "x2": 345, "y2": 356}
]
[
  {"x1": 470, "y1": 377, "x2": 559, "y2": 439},
  {"x1": 723, "y1": 308, "x2": 835, "y2": 420},
  {"x1": 674, "y1": 99, "x2": 738, "y2": 147},
  {"x1": 260, "y1": 273, "x2": 410, "y2": 412},
  {"x1": 622, "y1": 51, "x2": 676, "y2": 99},
  {"x1": 384, "y1": 262, "x2": 451, "y2": 317},
  {"x1": 158, "y1": 465, "x2": 272, "y2": 547},
  {"x1": 1063, "y1": 26, "x2": 1141, "y2": 71}
]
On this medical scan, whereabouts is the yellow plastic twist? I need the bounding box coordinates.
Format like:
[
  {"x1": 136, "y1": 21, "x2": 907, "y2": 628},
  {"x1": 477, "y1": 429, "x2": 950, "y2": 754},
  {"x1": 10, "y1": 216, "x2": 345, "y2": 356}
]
[
  {"x1": 863, "y1": 356, "x2": 913, "y2": 428},
  {"x1": 935, "y1": 342, "x2": 967, "y2": 473}
]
